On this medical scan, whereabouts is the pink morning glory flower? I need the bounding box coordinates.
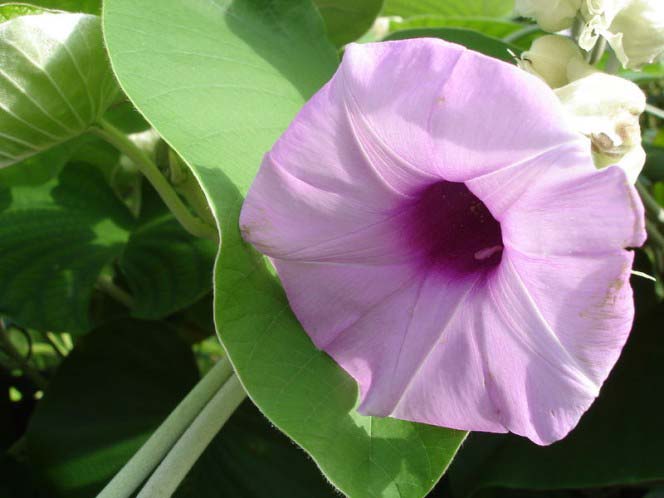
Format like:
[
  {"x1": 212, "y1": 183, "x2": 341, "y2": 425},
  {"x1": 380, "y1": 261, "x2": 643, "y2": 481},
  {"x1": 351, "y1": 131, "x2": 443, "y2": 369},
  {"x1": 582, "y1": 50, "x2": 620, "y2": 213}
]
[{"x1": 239, "y1": 39, "x2": 646, "y2": 445}]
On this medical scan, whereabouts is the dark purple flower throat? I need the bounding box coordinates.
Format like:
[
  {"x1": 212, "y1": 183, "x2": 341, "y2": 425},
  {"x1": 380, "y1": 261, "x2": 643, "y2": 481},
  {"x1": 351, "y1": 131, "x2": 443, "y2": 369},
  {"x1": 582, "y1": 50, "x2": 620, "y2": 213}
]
[{"x1": 404, "y1": 181, "x2": 503, "y2": 275}]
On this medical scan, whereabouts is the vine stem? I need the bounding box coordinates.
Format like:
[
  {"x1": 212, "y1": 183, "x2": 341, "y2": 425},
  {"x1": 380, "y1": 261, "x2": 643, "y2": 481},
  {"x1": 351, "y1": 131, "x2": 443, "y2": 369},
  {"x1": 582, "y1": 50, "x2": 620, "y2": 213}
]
[
  {"x1": 0, "y1": 322, "x2": 47, "y2": 390},
  {"x1": 503, "y1": 24, "x2": 540, "y2": 44},
  {"x1": 645, "y1": 104, "x2": 664, "y2": 121},
  {"x1": 91, "y1": 119, "x2": 217, "y2": 241},
  {"x1": 97, "y1": 358, "x2": 236, "y2": 498},
  {"x1": 137, "y1": 374, "x2": 246, "y2": 498},
  {"x1": 96, "y1": 275, "x2": 135, "y2": 309},
  {"x1": 636, "y1": 181, "x2": 664, "y2": 225},
  {"x1": 43, "y1": 332, "x2": 67, "y2": 359}
]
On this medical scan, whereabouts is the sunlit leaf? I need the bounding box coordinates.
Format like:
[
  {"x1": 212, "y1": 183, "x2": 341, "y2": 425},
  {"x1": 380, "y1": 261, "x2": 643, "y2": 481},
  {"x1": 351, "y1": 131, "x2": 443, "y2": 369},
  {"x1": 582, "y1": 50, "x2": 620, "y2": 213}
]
[
  {"x1": 103, "y1": 0, "x2": 467, "y2": 496},
  {"x1": 0, "y1": 13, "x2": 118, "y2": 168},
  {"x1": 390, "y1": 15, "x2": 524, "y2": 39},
  {"x1": 385, "y1": 27, "x2": 521, "y2": 61},
  {"x1": 382, "y1": 0, "x2": 514, "y2": 18},
  {"x1": 0, "y1": 162, "x2": 133, "y2": 332}
]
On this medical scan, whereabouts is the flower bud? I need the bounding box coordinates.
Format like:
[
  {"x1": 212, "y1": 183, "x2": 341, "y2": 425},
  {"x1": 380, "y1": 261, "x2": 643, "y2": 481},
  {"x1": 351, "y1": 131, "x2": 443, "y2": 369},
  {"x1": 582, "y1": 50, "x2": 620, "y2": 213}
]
[
  {"x1": 605, "y1": 0, "x2": 664, "y2": 69},
  {"x1": 578, "y1": 0, "x2": 629, "y2": 50},
  {"x1": 555, "y1": 71, "x2": 646, "y2": 182},
  {"x1": 515, "y1": 0, "x2": 582, "y2": 32},
  {"x1": 519, "y1": 35, "x2": 585, "y2": 88}
]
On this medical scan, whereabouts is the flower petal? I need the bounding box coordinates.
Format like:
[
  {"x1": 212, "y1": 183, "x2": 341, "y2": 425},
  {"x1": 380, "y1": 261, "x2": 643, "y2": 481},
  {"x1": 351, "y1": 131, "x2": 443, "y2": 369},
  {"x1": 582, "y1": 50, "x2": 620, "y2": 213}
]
[
  {"x1": 240, "y1": 60, "x2": 434, "y2": 265},
  {"x1": 501, "y1": 163, "x2": 645, "y2": 256},
  {"x1": 341, "y1": 40, "x2": 581, "y2": 182},
  {"x1": 389, "y1": 255, "x2": 616, "y2": 445}
]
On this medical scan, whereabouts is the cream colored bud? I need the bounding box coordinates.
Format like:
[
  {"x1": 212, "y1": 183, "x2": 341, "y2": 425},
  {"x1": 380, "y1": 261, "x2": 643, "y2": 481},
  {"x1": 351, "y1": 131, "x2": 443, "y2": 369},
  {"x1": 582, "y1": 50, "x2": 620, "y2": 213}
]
[
  {"x1": 555, "y1": 72, "x2": 646, "y2": 182},
  {"x1": 606, "y1": 0, "x2": 664, "y2": 69},
  {"x1": 519, "y1": 35, "x2": 585, "y2": 88},
  {"x1": 515, "y1": 0, "x2": 582, "y2": 32},
  {"x1": 578, "y1": 0, "x2": 629, "y2": 50}
]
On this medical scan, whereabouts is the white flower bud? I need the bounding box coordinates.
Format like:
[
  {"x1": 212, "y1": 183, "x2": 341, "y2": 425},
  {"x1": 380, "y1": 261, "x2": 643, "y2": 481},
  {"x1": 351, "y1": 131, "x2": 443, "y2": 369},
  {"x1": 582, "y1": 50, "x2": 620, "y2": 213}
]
[
  {"x1": 578, "y1": 0, "x2": 629, "y2": 50},
  {"x1": 515, "y1": 0, "x2": 582, "y2": 32},
  {"x1": 605, "y1": 0, "x2": 664, "y2": 69},
  {"x1": 519, "y1": 35, "x2": 585, "y2": 88},
  {"x1": 555, "y1": 72, "x2": 646, "y2": 182}
]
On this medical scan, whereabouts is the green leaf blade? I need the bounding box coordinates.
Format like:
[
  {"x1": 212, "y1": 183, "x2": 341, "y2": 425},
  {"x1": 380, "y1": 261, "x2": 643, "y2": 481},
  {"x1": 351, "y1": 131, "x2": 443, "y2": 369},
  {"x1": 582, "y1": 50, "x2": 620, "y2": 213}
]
[
  {"x1": 382, "y1": 0, "x2": 514, "y2": 18},
  {"x1": 103, "y1": 0, "x2": 467, "y2": 496},
  {"x1": 0, "y1": 13, "x2": 118, "y2": 168},
  {"x1": 0, "y1": 162, "x2": 133, "y2": 333},
  {"x1": 385, "y1": 27, "x2": 521, "y2": 61},
  {"x1": 313, "y1": 0, "x2": 383, "y2": 46}
]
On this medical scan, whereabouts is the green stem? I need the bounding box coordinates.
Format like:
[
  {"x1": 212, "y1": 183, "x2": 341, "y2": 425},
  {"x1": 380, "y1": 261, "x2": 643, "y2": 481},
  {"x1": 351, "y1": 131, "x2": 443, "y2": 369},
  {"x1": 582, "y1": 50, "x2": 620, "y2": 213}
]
[
  {"x1": 96, "y1": 275, "x2": 135, "y2": 309},
  {"x1": 571, "y1": 15, "x2": 584, "y2": 43},
  {"x1": 587, "y1": 36, "x2": 606, "y2": 64},
  {"x1": 97, "y1": 358, "x2": 235, "y2": 498},
  {"x1": 91, "y1": 119, "x2": 217, "y2": 241},
  {"x1": 43, "y1": 332, "x2": 67, "y2": 359},
  {"x1": 645, "y1": 104, "x2": 664, "y2": 121},
  {"x1": 604, "y1": 51, "x2": 621, "y2": 74},
  {"x1": 503, "y1": 24, "x2": 540, "y2": 44},
  {"x1": 646, "y1": 219, "x2": 664, "y2": 251},
  {"x1": 167, "y1": 149, "x2": 216, "y2": 228},
  {"x1": 636, "y1": 181, "x2": 664, "y2": 225},
  {"x1": 136, "y1": 374, "x2": 246, "y2": 498},
  {"x1": 0, "y1": 323, "x2": 47, "y2": 390}
]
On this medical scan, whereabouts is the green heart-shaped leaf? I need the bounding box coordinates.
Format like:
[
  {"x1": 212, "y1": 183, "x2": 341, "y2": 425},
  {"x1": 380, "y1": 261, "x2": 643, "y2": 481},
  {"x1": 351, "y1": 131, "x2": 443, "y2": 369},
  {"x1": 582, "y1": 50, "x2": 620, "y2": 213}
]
[
  {"x1": 382, "y1": 0, "x2": 514, "y2": 18},
  {"x1": 103, "y1": 0, "x2": 466, "y2": 496},
  {"x1": 0, "y1": 13, "x2": 118, "y2": 168},
  {"x1": 385, "y1": 27, "x2": 521, "y2": 61}
]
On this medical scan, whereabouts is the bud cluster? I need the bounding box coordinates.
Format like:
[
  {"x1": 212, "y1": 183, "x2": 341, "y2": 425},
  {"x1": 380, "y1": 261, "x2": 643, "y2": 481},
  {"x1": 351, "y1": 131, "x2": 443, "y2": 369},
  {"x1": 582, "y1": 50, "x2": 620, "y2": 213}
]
[{"x1": 514, "y1": 1, "x2": 661, "y2": 182}]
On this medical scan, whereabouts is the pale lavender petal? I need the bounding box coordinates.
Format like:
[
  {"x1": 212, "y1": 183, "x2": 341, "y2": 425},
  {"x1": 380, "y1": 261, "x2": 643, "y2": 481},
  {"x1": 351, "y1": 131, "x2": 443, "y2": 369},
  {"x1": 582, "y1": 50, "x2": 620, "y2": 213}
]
[
  {"x1": 341, "y1": 40, "x2": 581, "y2": 182},
  {"x1": 240, "y1": 39, "x2": 646, "y2": 445},
  {"x1": 501, "y1": 164, "x2": 645, "y2": 256}
]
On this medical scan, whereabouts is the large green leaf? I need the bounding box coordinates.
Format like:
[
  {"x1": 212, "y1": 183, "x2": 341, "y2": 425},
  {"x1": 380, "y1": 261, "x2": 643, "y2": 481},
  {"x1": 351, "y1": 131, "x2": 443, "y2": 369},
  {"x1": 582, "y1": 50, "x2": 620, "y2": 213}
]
[
  {"x1": 0, "y1": 3, "x2": 49, "y2": 23},
  {"x1": 382, "y1": 0, "x2": 514, "y2": 18},
  {"x1": 385, "y1": 27, "x2": 521, "y2": 61},
  {"x1": 0, "y1": 162, "x2": 215, "y2": 333},
  {"x1": 103, "y1": 0, "x2": 467, "y2": 496},
  {"x1": 391, "y1": 16, "x2": 524, "y2": 39},
  {"x1": 20, "y1": 0, "x2": 100, "y2": 14},
  {"x1": 0, "y1": 162, "x2": 133, "y2": 333},
  {"x1": 313, "y1": 0, "x2": 383, "y2": 46},
  {"x1": 25, "y1": 318, "x2": 199, "y2": 498},
  {"x1": 448, "y1": 304, "x2": 664, "y2": 497},
  {"x1": 120, "y1": 185, "x2": 216, "y2": 320},
  {"x1": 174, "y1": 400, "x2": 337, "y2": 497},
  {"x1": 0, "y1": 12, "x2": 118, "y2": 168}
]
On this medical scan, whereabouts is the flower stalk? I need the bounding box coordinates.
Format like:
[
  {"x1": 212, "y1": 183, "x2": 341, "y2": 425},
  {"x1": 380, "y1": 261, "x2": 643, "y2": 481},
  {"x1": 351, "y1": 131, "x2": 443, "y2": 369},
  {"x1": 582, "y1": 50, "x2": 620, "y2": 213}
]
[
  {"x1": 91, "y1": 119, "x2": 217, "y2": 241},
  {"x1": 97, "y1": 357, "x2": 237, "y2": 498},
  {"x1": 136, "y1": 374, "x2": 246, "y2": 498}
]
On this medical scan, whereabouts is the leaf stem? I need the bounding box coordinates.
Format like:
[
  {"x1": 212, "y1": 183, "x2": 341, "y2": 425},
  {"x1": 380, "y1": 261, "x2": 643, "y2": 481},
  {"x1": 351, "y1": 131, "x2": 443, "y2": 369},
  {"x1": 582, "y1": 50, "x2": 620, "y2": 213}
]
[
  {"x1": 587, "y1": 36, "x2": 607, "y2": 65},
  {"x1": 91, "y1": 119, "x2": 217, "y2": 241},
  {"x1": 503, "y1": 24, "x2": 539, "y2": 44},
  {"x1": 43, "y1": 331, "x2": 68, "y2": 359},
  {"x1": 97, "y1": 357, "x2": 235, "y2": 498},
  {"x1": 96, "y1": 275, "x2": 135, "y2": 309},
  {"x1": 636, "y1": 180, "x2": 664, "y2": 225},
  {"x1": 136, "y1": 374, "x2": 246, "y2": 498},
  {"x1": 0, "y1": 322, "x2": 47, "y2": 390},
  {"x1": 645, "y1": 104, "x2": 664, "y2": 121}
]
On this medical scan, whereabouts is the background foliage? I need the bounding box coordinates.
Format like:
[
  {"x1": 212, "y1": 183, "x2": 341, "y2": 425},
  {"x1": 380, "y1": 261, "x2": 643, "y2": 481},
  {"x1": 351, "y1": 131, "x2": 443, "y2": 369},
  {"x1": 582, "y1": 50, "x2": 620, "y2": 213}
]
[{"x1": 1, "y1": 0, "x2": 663, "y2": 497}]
